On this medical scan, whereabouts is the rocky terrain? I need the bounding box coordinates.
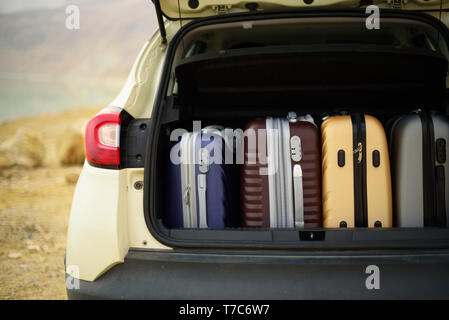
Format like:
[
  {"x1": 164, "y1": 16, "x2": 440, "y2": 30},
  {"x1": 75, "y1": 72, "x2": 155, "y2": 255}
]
[{"x1": 0, "y1": 107, "x2": 99, "y2": 299}]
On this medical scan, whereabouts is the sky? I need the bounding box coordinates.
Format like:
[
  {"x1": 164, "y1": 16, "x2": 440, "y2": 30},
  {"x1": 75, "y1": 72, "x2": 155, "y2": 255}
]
[{"x1": 0, "y1": 0, "x2": 67, "y2": 14}]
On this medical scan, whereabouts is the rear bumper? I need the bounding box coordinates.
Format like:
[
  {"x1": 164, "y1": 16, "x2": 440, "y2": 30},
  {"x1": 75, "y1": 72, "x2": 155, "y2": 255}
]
[{"x1": 66, "y1": 249, "x2": 449, "y2": 300}]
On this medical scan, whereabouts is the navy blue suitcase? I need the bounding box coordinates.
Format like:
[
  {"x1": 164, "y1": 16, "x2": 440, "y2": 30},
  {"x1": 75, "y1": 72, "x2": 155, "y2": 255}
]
[{"x1": 165, "y1": 126, "x2": 234, "y2": 228}]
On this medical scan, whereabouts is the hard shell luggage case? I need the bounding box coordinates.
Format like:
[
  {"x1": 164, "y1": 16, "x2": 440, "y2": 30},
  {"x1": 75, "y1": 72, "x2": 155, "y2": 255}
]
[
  {"x1": 241, "y1": 113, "x2": 322, "y2": 228},
  {"x1": 166, "y1": 127, "x2": 233, "y2": 228},
  {"x1": 390, "y1": 111, "x2": 449, "y2": 227},
  {"x1": 321, "y1": 114, "x2": 392, "y2": 228}
]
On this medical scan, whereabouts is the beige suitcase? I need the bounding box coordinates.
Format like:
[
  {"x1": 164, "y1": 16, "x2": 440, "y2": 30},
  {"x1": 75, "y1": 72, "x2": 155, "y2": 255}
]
[{"x1": 321, "y1": 114, "x2": 392, "y2": 228}]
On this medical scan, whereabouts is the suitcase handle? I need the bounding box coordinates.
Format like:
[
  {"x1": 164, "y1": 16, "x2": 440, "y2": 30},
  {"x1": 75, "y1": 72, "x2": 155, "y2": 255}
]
[
  {"x1": 197, "y1": 174, "x2": 208, "y2": 228},
  {"x1": 293, "y1": 164, "x2": 305, "y2": 228}
]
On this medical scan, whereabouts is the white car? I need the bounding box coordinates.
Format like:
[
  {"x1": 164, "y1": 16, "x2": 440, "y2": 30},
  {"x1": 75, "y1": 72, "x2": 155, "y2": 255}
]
[{"x1": 66, "y1": 0, "x2": 449, "y2": 299}]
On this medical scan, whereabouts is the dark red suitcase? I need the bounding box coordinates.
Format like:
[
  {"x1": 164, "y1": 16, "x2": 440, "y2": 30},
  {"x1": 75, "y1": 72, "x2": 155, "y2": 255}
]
[{"x1": 241, "y1": 113, "x2": 321, "y2": 228}]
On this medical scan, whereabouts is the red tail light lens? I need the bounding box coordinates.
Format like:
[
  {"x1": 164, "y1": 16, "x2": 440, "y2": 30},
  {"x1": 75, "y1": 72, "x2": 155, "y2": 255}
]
[{"x1": 85, "y1": 108, "x2": 121, "y2": 167}]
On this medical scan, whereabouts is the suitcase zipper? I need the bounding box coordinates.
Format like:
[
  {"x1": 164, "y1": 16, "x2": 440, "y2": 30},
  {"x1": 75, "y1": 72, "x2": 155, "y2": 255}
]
[
  {"x1": 435, "y1": 165, "x2": 447, "y2": 226},
  {"x1": 352, "y1": 114, "x2": 368, "y2": 227},
  {"x1": 420, "y1": 112, "x2": 437, "y2": 226}
]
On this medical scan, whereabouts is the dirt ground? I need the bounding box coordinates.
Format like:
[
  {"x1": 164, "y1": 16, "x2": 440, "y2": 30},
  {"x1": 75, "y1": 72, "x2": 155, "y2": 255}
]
[{"x1": 0, "y1": 107, "x2": 99, "y2": 299}]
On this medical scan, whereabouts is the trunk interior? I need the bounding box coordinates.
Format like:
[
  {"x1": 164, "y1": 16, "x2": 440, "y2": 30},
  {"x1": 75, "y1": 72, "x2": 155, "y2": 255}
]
[{"x1": 147, "y1": 11, "x2": 449, "y2": 249}]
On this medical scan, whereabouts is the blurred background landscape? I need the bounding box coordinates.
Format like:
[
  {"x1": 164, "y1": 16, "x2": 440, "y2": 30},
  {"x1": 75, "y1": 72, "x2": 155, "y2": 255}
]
[
  {"x1": 0, "y1": 0, "x2": 158, "y2": 121},
  {"x1": 0, "y1": 0, "x2": 158, "y2": 299},
  {"x1": 0, "y1": 0, "x2": 447, "y2": 302}
]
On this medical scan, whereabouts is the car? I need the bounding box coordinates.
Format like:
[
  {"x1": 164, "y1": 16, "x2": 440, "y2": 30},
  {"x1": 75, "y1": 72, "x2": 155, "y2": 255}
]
[{"x1": 66, "y1": 0, "x2": 449, "y2": 299}]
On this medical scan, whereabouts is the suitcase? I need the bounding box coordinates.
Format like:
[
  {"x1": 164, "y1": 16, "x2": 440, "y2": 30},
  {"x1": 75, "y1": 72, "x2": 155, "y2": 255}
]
[
  {"x1": 241, "y1": 113, "x2": 321, "y2": 228},
  {"x1": 390, "y1": 111, "x2": 449, "y2": 227},
  {"x1": 165, "y1": 126, "x2": 233, "y2": 228},
  {"x1": 321, "y1": 114, "x2": 392, "y2": 228}
]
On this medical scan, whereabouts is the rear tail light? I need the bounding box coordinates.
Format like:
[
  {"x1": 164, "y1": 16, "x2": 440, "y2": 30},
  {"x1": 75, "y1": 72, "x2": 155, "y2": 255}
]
[{"x1": 85, "y1": 108, "x2": 121, "y2": 167}]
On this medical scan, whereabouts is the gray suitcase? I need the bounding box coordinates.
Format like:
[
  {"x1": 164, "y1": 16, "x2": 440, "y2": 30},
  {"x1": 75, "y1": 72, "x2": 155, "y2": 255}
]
[{"x1": 390, "y1": 111, "x2": 449, "y2": 227}]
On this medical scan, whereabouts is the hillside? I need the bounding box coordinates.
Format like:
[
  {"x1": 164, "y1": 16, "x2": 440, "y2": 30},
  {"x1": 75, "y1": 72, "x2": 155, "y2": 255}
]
[{"x1": 0, "y1": 0, "x2": 159, "y2": 80}]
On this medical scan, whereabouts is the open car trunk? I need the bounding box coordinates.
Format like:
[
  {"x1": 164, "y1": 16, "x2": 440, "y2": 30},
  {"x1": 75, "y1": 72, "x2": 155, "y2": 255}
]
[{"x1": 145, "y1": 9, "x2": 449, "y2": 249}]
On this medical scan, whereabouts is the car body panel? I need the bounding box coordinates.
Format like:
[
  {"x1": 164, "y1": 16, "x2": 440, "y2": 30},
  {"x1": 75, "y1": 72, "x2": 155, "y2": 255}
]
[
  {"x1": 159, "y1": 0, "x2": 449, "y2": 20},
  {"x1": 66, "y1": 161, "x2": 170, "y2": 282},
  {"x1": 65, "y1": 20, "x2": 183, "y2": 281},
  {"x1": 109, "y1": 20, "x2": 183, "y2": 119}
]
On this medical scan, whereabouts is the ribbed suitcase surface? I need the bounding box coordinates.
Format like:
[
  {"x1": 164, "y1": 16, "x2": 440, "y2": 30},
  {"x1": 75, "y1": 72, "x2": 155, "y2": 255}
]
[
  {"x1": 321, "y1": 114, "x2": 392, "y2": 228},
  {"x1": 242, "y1": 114, "x2": 321, "y2": 228}
]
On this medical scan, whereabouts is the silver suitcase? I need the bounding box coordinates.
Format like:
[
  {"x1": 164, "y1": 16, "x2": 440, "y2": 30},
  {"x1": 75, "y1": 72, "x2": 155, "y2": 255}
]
[{"x1": 390, "y1": 111, "x2": 449, "y2": 227}]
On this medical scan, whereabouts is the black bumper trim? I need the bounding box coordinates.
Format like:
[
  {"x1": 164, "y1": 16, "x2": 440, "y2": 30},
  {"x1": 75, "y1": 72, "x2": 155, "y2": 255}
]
[{"x1": 67, "y1": 249, "x2": 449, "y2": 299}]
